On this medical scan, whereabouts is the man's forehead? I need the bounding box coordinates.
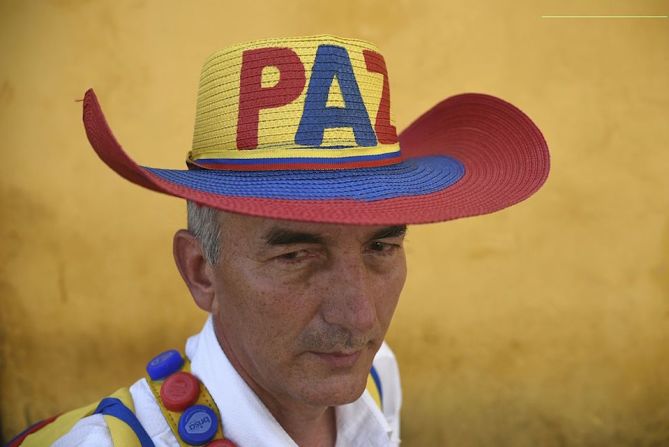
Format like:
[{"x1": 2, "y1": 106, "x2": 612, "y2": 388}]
[{"x1": 218, "y1": 210, "x2": 406, "y2": 242}]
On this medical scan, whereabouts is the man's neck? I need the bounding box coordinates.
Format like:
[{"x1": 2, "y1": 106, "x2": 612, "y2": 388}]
[{"x1": 264, "y1": 400, "x2": 336, "y2": 447}]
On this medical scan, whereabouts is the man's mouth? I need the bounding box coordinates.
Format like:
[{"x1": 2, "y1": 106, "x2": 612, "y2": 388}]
[{"x1": 310, "y1": 350, "x2": 362, "y2": 369}]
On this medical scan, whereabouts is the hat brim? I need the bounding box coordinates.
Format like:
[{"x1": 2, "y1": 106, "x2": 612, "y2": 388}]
[{"x1": 82, "y1": 89, "x2": 549, "y2": 225}]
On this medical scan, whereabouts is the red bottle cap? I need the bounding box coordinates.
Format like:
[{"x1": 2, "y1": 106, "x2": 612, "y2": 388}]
[
  {"x1": 206, "y1": 440, "x2": 237, "y2": 447},
  {"x1": 160, "y1": 371, "x2": 200, "y2": 412}
]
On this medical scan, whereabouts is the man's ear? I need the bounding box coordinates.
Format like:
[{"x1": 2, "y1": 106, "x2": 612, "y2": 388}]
[{"x1": 173, "y1": 229, "x2": 215, "y2": 312}]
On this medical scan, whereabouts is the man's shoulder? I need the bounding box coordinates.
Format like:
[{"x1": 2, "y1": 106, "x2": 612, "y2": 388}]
[
  {"x1": 67, "y1": 379, "x2": 176, "y2": 446},
  {"x1": 49, "y1": 413, "x2": 114, "y2": 447},
  {"x1": 12, "y1": 378, "x2": 176, "y2": 447}
]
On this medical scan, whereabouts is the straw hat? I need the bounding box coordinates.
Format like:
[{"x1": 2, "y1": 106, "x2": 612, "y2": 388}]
[{"x1": 82, "y1": 35, "x2": 549, "y2": 224}]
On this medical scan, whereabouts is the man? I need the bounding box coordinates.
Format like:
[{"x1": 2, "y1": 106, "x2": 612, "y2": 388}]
[{"x1": 9, "y1": 35, "x2": 549, "y2": 446}]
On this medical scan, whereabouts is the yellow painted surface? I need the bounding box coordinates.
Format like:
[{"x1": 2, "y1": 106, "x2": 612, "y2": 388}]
[{"x1": 1, "y1": 0, "x2": 668, "y2": 445}]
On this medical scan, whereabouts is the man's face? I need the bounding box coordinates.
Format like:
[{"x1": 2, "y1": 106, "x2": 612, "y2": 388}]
[{"x1": 208, "y1": 212, "x2": 407, "y2": 409}]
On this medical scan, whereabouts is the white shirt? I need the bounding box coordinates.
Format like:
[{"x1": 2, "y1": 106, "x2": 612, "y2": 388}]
[{"x1": 53, "y1": 316, "x2": 401, "y2": 446}]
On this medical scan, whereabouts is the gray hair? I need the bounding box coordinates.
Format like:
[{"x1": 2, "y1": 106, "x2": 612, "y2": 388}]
[{"x1": 186, "y1": 201, "x2": 221, "y2": 265}]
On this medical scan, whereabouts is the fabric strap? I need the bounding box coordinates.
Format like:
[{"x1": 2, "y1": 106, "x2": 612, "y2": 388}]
[{"x1": 94, "y1": 397, "x2": 154, "y2": 447}]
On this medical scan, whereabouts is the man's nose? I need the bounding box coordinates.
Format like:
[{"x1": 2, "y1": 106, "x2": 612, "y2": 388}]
[{"x1": 321, "y1": 255, "x2": 376, "y2": 334}]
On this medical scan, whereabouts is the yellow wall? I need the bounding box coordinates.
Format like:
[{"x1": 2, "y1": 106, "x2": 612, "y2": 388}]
[{"x1": 1, "y1": 0, "x2": 668, "y2": 445}]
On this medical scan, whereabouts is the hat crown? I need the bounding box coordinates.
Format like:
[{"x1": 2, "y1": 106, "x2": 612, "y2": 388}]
[{"x1": 189, "y1": 35, "x2": 400, "y2": 170}]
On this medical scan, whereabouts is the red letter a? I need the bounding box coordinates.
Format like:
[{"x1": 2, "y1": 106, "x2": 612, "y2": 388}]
[{"x1": 363, "y1": 50, "x2": 398, "y2": 144}]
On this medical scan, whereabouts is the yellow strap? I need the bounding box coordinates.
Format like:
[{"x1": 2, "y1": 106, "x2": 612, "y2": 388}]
[
  {"x1": 19, "y1": 401, "x2": 98, "y2": 447},
  {"x1": 145, "y1": 362, "x2": 225, "y2": 447}
]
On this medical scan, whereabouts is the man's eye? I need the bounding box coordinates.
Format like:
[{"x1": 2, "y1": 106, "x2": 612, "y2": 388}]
[
  {"x1": 368, "y1": 241, "x2": 396, "y2": 253},
  {"x1": 277, "y1": 250, "x2": 310, "y2": 262}
]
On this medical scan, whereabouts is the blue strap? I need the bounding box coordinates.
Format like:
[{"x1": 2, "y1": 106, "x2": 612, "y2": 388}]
[
  {"x1": 369, "y1": 365, "x2": 384, "y2": 406},
  {"x1": 93, "y1": 398, "x2": 155, "y2": 447}
]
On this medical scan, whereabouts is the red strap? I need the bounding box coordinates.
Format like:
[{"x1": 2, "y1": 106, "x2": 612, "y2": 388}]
[{"x1": 6, "y1": 414, "x2": 59, "y2": 447}]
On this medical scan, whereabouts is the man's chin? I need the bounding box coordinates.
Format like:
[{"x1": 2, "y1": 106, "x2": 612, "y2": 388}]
[
  {"x1": 300, "y1": 372, "x2": 369, "y2": 406},
  {"x1": 293, "y1": 346, "x2": 378, "y2": 405}
]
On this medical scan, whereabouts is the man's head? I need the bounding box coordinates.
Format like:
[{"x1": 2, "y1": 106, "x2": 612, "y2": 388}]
[{"x1": 175, "y1": 202, "x2": 407, "y2": 408}]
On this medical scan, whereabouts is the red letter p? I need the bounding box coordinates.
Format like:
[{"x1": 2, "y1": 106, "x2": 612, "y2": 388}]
[{"x1": 236, "y1": 48, "x2": 306, "y2": 150}]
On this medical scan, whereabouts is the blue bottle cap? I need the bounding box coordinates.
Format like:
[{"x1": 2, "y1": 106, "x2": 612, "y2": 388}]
[
  {"x1": 146, "y1": 349, "x2": 184, "y2": 381},
  {"x1": 178, "y1": 405, "x2": 218, "y2": 445}
]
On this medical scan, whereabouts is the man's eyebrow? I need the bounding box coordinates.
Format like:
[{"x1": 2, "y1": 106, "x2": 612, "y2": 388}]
[
  {"x1": 263, "y1": 228, "x2": 325, "y2": 246},
  {"x1": 369, "y1": 225, "x2": 407, "y2": 240},
  {"x1": 262, "y1": 225, "x2": 407, "y2": 246}
]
